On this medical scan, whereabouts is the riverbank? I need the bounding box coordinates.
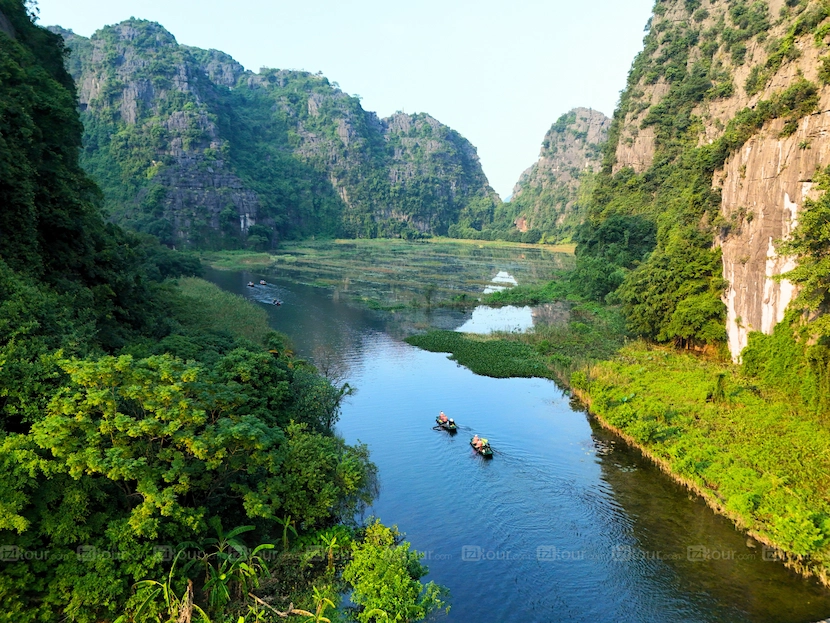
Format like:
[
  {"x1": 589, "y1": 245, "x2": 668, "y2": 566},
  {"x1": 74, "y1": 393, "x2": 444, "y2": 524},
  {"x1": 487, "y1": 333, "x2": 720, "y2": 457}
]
[
  {"x1": 408, "y1": 326, "x2": 830, "y2": 588},
  {"x1": 576, "y1": 342, "x2": 830, "y2": 587}
]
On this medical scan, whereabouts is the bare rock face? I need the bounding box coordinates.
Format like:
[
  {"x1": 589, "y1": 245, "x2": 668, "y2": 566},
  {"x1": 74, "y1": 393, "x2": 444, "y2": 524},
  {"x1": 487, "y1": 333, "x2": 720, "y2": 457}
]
[
  {"x1": 612, "y1": 0, "x2": 830, "y2": 358},
  {"x1": 712, "y1": 8, "x2": 830, "y2": 359},
  {"x1": 510, "y1": 108, "x2": 609, "y2": 240},
  {"x1": 717, "y1": 107, "x2": 830, "y2": 357},
  {"x1": 0, "y1": 9, "x2": 16, "y2": 39}
]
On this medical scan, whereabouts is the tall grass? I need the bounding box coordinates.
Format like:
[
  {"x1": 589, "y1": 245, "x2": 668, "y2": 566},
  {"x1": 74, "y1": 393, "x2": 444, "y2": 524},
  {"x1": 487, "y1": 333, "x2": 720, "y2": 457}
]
[
  {"x1": 200, "y1": 250, "x2": 275, "y2": 271},
  {"x1": 173, "y1": 277, "x2": 271, "y2": 344},
  {"x1": 578, "y1": 342, "x2": 830, "y2": 585}
]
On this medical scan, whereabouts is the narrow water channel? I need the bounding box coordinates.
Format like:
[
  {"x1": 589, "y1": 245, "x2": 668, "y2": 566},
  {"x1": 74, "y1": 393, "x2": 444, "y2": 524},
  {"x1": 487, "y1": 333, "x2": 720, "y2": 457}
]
[{"x1": 206, "y1": 268, "x2": 830, "y2": 623}]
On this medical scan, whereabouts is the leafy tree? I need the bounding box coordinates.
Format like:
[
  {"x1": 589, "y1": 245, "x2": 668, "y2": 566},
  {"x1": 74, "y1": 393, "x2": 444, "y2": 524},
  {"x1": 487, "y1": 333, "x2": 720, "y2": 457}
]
[
  {"x1": 777, "y1": 165, "x2": 830, "y2": 336},
  {"x1": 343, "y1": 521, "x2": 448, "y2": 623},
  {"x1": 570, "y1": 215, "x2": 656, "y2": 301}
]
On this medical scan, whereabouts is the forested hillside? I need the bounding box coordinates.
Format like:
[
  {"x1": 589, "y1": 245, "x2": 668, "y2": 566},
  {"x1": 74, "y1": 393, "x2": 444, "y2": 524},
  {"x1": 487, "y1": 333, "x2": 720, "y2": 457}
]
[
  {"x1": 51, "y1": 20, "x2": 499, "y2": 248},
  {"x1": 570, "y1": 0, "x2": 830, "y2": 411},
  {"x1": 0, "y1": 3, "x2": 444, "y2": 620},
  {"x1": 508, "y1": 108, "x2": 610, "y2": 242}
]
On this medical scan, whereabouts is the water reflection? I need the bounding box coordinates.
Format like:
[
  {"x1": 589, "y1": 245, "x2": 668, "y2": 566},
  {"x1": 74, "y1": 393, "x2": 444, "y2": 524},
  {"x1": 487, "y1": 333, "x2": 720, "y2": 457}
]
[
  {"x1": 483, "y1": 270, "x2": 520, "y2": 293},
  {"x1": 204, "y1": 268, "x2": 830, "y2": 623},
  {"x1": 455, "y1": 305, "x2": 534, "y2": 333}
]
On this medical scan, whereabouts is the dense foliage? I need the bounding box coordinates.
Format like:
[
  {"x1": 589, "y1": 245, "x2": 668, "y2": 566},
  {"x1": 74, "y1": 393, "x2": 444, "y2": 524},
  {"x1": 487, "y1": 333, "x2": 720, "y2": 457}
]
[
  {"x1": 569, "y1": 0, "x2": 827, "y2": 352},
  {"x1": 342, "y1": 521, "x2": 448, "y2": 623},
  {"x1": 0, "y1": 5, "x2": 447, "y2": 621}
]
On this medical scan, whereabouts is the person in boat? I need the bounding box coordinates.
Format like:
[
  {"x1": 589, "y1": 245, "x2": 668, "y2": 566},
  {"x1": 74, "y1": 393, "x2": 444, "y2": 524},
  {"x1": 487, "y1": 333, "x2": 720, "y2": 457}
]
[
  {"x1": 448, "y1": 418, "x2": 455, "y2": 428},
  {"x1": 439, "y1": 411, "x2": 448, "y2": 424},
  {"x1": 247, "y1": 281, "x2": 255, "y2": 287},
  {"x1": 260, "y1": 280, "x2": 267, "y2": 285},
  {"x1": 273, "y1": 299, "x2": 280, "y2": 305},
  {"x1": 472, "y1": 434, "x2": 482, "y2": 449}
]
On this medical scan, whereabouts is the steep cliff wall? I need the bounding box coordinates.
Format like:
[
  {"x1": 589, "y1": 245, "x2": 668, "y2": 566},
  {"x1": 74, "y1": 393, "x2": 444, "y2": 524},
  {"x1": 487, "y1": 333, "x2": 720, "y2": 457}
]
[
  {"x1": 52, "y1": 20, "x2": 499, "y2": 247},
  {"x1": 510, "y1": 108, "x2": 610, "y2": 241},
  {"x1": 603, "y1": 0, "x2": 830, "y2": 358}
]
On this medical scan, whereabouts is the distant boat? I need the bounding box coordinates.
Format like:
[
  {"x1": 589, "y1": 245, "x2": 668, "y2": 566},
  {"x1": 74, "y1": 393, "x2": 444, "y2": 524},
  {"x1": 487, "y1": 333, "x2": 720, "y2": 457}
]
[
  {"x1": 272, "y1": 299, "x2": 282, "y2": 306},
  {"x1": 247, "y1": 281, "x2": 255, "y2": 287},
  {"x1": 260, "y1": 280, "x2": 267, "y2": 285}
]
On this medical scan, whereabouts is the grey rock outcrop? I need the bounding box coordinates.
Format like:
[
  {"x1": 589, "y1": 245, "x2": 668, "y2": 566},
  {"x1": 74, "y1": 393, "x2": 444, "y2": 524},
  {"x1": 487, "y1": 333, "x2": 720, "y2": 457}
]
[
  {"x1": 510, "y1": 108, "x2": 610, "y2": 239},
  {"x1": 52, "y1": 19, "x2": 497, "y2": 245},
  {"x1": 612, "y1": 0, "x2": 830, "y2": 358},
  {"x1": 0, "y1": 9, "x2": 16, "y2": 39}
]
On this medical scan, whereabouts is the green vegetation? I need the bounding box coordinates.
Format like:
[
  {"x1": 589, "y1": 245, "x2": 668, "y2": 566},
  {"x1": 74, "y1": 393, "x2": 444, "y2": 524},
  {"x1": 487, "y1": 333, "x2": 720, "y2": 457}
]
[
  {"x1": 172, "y1": 277, "x2": 271, "y2": 343},
  {"x1": 484, "y1": 279, "x2": 569, "y2": 306},
  {"x1": 55, "y1": 22, "x2": 498, "y2": 247},
  {"x1": 199, "y1": 250, "x2": 275, "y2": 272},
  {"x1": 406, "y1": 296, "x2": 626, "y2": 385},
  {"x1": 0, "y1": 4, "x2": 446, "y2": 620},
  {"x1": 203, "y1": 238, "x2": 574, "y2": 310},
  {"x1": 578, "y1": 342, "x2": 830, "y2": 577},
  {"x1": 342, "y1": 521, "x2": 448, "y2": 623},
  {"x1": 405, "y1": 331, "x2": 555, "y2": 379}
]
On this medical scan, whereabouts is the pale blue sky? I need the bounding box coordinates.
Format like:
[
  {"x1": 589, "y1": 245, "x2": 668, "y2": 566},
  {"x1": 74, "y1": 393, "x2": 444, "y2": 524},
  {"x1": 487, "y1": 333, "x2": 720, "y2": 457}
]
[{"x1": 37, "y1": 0, "x2": 655, "y2": 198}]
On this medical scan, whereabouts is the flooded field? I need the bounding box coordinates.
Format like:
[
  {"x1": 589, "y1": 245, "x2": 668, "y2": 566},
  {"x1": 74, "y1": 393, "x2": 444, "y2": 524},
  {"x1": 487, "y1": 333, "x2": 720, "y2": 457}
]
[{"x1": 202, "y1": 239, "x2": 575, "y2": 308}]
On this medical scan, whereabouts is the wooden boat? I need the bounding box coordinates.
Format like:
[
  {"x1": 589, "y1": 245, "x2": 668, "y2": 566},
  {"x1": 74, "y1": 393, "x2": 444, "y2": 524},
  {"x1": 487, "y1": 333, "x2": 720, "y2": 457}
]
[
  {"x1": 435, "y1": 417, "x2": 457, "y2": 432},
  {"x1": 470, "y1": 438, "x2": 493, "y2": 457}
]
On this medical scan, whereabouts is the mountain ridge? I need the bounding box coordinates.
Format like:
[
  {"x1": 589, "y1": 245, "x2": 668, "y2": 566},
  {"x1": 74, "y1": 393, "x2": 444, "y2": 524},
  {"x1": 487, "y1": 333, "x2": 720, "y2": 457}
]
[
  {"x1": 509, "y1": 107, "x2": 610, "y2": 241},
  {"x1": 51, "y1": 19, "x2": 500, "y2": 248}
]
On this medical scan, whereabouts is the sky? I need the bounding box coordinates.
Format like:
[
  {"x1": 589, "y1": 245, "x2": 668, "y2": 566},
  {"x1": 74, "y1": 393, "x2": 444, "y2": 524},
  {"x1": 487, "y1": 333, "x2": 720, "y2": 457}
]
[{"x1": 36, "y1": 0, "x2": 655, "y2": 199}]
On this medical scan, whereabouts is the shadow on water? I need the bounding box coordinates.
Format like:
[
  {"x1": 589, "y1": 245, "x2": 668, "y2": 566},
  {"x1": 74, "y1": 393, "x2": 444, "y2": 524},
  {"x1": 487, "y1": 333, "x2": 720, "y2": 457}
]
[{"x1": 204, "y1": 267, "x2": 830, "y2": 623}]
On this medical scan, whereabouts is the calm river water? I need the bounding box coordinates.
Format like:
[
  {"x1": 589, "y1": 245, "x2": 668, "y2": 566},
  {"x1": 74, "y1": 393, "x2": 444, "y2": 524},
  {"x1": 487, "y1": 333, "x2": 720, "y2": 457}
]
[{"x1": 206, "y1": 267, "x2": 830, "y2": 623}]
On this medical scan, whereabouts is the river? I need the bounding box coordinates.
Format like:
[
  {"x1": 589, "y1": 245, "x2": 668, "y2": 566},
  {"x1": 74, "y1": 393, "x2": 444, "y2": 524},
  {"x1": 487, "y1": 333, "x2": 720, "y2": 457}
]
[{"x1": 206, "y1": 267, "x2": 830, "y2": 623}]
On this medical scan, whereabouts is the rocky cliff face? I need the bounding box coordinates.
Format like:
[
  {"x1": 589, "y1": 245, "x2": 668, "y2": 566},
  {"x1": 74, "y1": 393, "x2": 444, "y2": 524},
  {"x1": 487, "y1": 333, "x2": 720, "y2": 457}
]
[
  {"x1": 609, "y1": 0, "x2": 830, "y2": 358},
  {"x1": 510, "y1": 108, "x2": 610, "y2": 241},
  {"x1": 52, "y1": 20, "x2": 498, "y2": 247},
  {"x1": 0, "y1": 8, "x2": 15, "y2": 38}
]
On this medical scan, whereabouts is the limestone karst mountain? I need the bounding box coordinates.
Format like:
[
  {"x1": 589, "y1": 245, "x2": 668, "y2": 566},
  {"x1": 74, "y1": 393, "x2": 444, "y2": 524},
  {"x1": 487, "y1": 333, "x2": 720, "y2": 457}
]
[
  {"x1": 576, "y1": 0, "x2": 830, "y2": 360},
  {"x1": 509, "y1": 107, "x2": 610, "y2": 242},
  {"x1": 51, "y1": 20, "x2": 499, "y2": 248}
]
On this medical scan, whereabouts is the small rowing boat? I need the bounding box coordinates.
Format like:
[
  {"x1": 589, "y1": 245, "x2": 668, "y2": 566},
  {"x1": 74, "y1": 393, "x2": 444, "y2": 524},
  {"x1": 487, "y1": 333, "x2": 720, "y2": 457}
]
[
  {"x1": 435, "y1": 417, "x2": 457, "y2": 432},
  {"x1": 470, "y1": 437, "x2": 493, "y2": 458}
]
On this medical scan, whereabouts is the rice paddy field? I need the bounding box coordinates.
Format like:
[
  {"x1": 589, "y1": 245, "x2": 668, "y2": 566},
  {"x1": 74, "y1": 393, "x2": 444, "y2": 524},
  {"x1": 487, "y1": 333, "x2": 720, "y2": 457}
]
[{"x1": 201, "y1": 238, "x2": 575, "y2": 307}]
